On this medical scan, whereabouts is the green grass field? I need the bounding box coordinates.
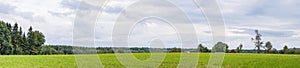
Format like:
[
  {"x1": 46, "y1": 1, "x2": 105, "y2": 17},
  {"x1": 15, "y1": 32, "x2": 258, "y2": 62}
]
[{"x1": 0, "y1": 53, "x2": 299, "y2": 68}]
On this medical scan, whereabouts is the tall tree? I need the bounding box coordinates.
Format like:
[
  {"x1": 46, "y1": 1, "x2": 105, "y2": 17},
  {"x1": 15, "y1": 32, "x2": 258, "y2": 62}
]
[
  {"x1": 239, "y1": 44, "x2": 243, "y2": 51},
  {"x1": 198, "y1": 44, "x2": 204, "y2": 52},
  {"x1": 27, "y1": 26, "x2": 46, "y2": 55},
  {"x1": 22, "y1": 33, "x2": 29, "y2": 54},
  {"x1": 236, "y1": 47, "x2": 240, "y2": 53},
  {"x1": 265, "y1": 41, "x2": 273, "y2": 53},
  {"x1": 27, "y1": 26, "x2": 36, "y2": 55},
  {"x1": 11, "y1": 23, "x2": 23, "y2": 54},
  {"x1": 0, "y1": 21, "x2": 46, "y2": 55},
  {"x1": 252, "y1": 30, "x2": 264, "y2": 53},
  {"x1": 237, "y1": 44, "x2": 243, "y2": 53},
  {"x1": 283, "y1": 45, "x2": 288, "y2": 54},
  {"x1": 33, "y1": 31, "x2": 46, "y2": 51},
  {"x1": 19, "y1": 27, "x2": 26, "y2": 54},
  {"x1": 0, "y1": 21, "x2": 12, "y2": 55}
]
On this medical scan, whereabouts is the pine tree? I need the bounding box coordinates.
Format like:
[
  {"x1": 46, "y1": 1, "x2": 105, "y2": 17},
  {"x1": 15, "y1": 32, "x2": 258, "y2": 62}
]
[
  {"x1": 0, "y1": 21, "x2": 12, "y2": 55},
  {"x1": 11, "y1": 23, "x2": 23, "y2": 54},
  {"x1": 22, "y1": 33, "x2": 29, "y2": 54},
  {"x1": 27, "y1": 27, "x2": 46, "y2": 55}
]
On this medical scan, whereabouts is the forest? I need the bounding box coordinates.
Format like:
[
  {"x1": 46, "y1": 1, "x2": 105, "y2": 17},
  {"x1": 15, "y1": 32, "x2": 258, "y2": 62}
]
[{"x1": 0, "y1": 21, "x2": 45, "y2": 55}]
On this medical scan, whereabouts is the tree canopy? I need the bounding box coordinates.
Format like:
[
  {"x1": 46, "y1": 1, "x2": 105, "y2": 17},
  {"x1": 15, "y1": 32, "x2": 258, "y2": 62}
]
[{"x1": 0, "y1": 21, "x2": 45, "y2": 55}]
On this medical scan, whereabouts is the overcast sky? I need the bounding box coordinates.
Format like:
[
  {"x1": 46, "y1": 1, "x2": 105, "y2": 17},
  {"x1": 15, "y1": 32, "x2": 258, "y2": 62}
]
[{"x1": 0, "y1": 0, "x2": 300, "y2": 49}]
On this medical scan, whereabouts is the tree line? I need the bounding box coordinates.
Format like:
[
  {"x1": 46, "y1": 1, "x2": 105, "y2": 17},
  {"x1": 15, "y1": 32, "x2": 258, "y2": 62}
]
[
  {"x1": 197, "y1": 41, "x2": 300, "y2": 54},
  {"x1": 1, "y1": 20, "x2": 299, "y2": 55},
  {"x1": 0, "y1": 21, "x2": 45, "y2": 55},
  {"x1": 196, "y1": 30, "x2": 300, "y2": 54}
]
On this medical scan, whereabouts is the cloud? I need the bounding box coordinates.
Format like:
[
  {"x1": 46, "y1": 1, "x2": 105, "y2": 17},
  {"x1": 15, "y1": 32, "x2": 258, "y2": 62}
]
[
  {"x1": 60, "y1": 0, "x2": 81, "y2": 10},
  {"x1": 0, "y1": 3, "x2": 16, "y2": 14},
  {"x1": 230, "y1": 28, "x2": 296, "y2": 37},
  {"x1": 0, "y1": 3, "x2": 45, "y2": 22},
  {"x1": 247, "y1": 0, "x2": 300, "y2": 18}
]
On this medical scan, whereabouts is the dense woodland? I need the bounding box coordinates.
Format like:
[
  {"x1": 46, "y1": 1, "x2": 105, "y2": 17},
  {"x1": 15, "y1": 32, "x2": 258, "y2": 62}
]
[
  {"x1": 1, "y1": 20, "x2": 300, "y2": 55},
  {"x1": 0, "y1": 21, "x2": 45, "y2": 55}
]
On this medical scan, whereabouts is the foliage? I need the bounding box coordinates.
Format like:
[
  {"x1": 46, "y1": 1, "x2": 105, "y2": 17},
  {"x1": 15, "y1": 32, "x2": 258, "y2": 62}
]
[
  {"x1": 212, "y1": 42, "x2": 228, "y2": 52},
  {"x1": 283, "y1": 45, "x2": 289, "y2": 54},
  {"x1": 0, "y1": 21, "x2": 45, "y2": 55},
  {"x1": 236, "y1": 44, "x2": 243, "y2": 53},
  {"x1": 40, "y1": 45, "x2": 58, "y2": 55},
  {"x1": 252, "y1": 30, "x2": 264, "y2": 53},
  {"x1": 169, "y1": 47, "x2": 181, "y2": 52},
  {"x1": 198, "y1": 44, "x2": 210, "y2": 52},
  {"x1": 265, "y1": 41, "x2": 273, "y2": 53},
  {"x1": 0, "y1": 21, "x2": 12, "y2": 55}
]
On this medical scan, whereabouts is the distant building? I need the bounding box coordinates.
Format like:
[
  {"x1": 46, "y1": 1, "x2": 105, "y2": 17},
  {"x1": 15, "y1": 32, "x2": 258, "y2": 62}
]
[{"x1": 230, "y1": 50, "x2": 236, "y2": 53}]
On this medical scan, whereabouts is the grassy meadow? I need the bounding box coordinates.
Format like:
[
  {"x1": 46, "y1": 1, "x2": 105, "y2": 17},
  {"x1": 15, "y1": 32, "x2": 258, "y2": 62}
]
[{"x1": 0, "y1": 53, "x2": 299, "y2": 68}]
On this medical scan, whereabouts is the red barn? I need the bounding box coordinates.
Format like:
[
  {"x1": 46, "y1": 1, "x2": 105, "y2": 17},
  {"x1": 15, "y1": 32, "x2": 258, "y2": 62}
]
[{"x1": 230, "y1": 50, "x2": 236, "y2": 53}]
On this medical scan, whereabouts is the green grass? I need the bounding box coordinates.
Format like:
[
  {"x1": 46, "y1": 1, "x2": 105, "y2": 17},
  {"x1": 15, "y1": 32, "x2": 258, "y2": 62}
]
[{"x1": 0, "y1": 53, "x2": 299, "y2": 68}]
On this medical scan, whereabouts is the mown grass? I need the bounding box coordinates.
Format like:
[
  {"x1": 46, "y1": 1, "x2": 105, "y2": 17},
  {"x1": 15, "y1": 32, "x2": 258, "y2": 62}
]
[{"x1": 0, "y1": 53, "x2": 299, "y2": 68}]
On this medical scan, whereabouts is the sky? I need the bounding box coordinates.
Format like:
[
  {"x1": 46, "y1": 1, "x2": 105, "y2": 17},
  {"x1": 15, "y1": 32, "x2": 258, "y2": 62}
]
[{"x1": 0, "y1": 0, "x2": 300, "y2": 49}]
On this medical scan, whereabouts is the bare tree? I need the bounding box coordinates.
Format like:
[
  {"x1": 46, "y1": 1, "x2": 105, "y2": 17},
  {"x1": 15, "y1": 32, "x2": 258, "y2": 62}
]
[{"x1": 251, "y1": 30, "x2": 265, "y2": 53}]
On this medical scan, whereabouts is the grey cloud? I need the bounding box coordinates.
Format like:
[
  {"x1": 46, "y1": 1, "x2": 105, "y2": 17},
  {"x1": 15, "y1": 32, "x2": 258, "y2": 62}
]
[
  {"x1": 0, "y1": 3, "x2": 16, "y2": 14},
  {"x1": 231, "y1": 28, "x2": 296, "y2": 37},
  {"x1": 103, "y1": 6, "x2": 123, "y2": 13},
  {"x1": 0, "y1": 3, "x2": 45, "y2": 22},
  {"x1": 15, "y1": 11, "x2": 46, "y2": 23},
  {"x1": 60, "y1": 0, "x2": 99, "y2": 10},
  {"x1": 60, "y1": 0, "x2": 81, "y2": 9},
  {"x1": 221, "y1": 0, "x2": 300, "y2": 28},
  {"x1": 48, "y1": 11, "x2": 73, "y2": 17},
  {"x1": 248, "y1": 0, "x2": 300, "y2": 18}
]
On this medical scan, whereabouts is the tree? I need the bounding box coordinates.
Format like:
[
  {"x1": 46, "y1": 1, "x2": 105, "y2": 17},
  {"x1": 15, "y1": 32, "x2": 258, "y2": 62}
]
[
  {"x1": 170, "y1": 47, "x2": 181, "y2": 52},
  {"x1": 40, "y1": 46, "x2": 57, "y2": 55},
  {"x1": 198, "y1": 44, "x2": 209, "y2": 52},
  {"x1": 270, "y1": 48, "x2": 278, "y2": 54},
  {"x1": 239, "y1": 44, "x2": 243, "y2": 50},
  {"x1": 212, "y1": 42, "x2": 228, "y2": 52},
  {"x1": 252, "y1": 30, "x2": 264, "y2": 53},
  {"x1": 237, "y1": 44, "x2": 243, "y2": 53},
  {"x1": 265, "y1": 41, "x2": 273, "y2": 53},
  {"x1": 283, "y1": 45, "x2": 288, "y2": 54},
  {"x1": 198, "y1": 44, "x2": 204, "y2": 52},
  {"x1": 11, "y1": 23, "x2": 23, "y2": 54},
  {"x1": 0, "y1": 21, "x2": 12, "y2": 55},
  {"x1": 27, "y1": 27, "x2": 46, "y2": 55},
  {"x1": 236, "y1": 47, "x2": 240, "y2": 53},
  {"x1": 0, "y1": 21, "x2": 46, "y2": 55},
  {"x1": 203, "y1": 47, "x2": 210, "y2": 52},
  {"x1": 27, "y1": 26, "x2": 35, "y2": 54}
]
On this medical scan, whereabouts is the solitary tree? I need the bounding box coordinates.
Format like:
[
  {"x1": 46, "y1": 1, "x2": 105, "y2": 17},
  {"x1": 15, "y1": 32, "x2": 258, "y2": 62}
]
[
  {"x1": 283, "y1": 45, "x2": 288, "y2": 54},
  {"x1": 252, "y1": 30, "x2": 264, "y2": 53},
  {"x1": 265, "y1": 41, "x2": 273, "y2": 53},
  {"x1": 239, "y1": 44, "x2": 243, "y2": 52},
  {"x1": 236, "y1": 47, "x2": 240, "y2": 53},
  {"x1": 212, "y1": 42, "x2": 229, "y2": 52}
]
